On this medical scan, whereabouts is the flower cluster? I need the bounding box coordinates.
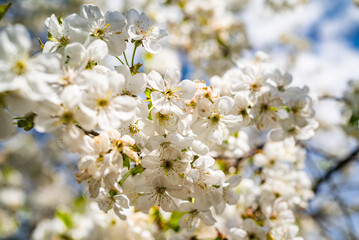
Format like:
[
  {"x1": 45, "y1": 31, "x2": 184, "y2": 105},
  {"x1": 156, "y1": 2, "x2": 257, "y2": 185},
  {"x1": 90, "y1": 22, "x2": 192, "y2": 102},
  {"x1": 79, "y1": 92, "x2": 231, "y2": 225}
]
[
  {"x1": 0, "y1": 4, "x2": 317, "y2": 239},
  {"x1": 122, "y1": 0, "x2": 249, "y2": 77},
  {"x1": 227, "y1": 140, "x2": 312, "y2": 240}
]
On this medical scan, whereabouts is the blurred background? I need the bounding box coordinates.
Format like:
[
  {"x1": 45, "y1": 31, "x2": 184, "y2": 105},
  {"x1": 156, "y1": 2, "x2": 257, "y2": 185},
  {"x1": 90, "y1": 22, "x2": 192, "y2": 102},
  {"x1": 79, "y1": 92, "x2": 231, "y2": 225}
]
[{"x1": 0, "y1": 0, "x2": 359, "y2": 239}]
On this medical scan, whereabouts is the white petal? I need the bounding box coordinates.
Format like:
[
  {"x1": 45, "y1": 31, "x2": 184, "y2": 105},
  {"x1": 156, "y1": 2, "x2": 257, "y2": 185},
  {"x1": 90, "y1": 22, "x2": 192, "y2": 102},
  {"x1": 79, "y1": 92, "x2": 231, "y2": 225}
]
[
  {"x1": 222, "y1": 115, "x2": 242, "y2": 133},
  {"x1": 64, "y1": 43, "x2": 88, "y2": 69},
  {"x1": 0, "y1": 108, "x2": 16, "y2": 140},
  {"x1": 147, "y1": 70, "x2": 165, "y2": 91},
  {"x1": 106, "y1": 34, "x2": 127, "y2": 56},
  {"x1": 87, "y1": 39, "x2": 108, "y2": 62},
  {"x1": 209, "y1": 126, "x2": 224, "y2": 144},
  {"x1": 143, "y1": 40, "x2": 162, "y2": 54},
  {"x1": 125, "y1": 9, "x2": 140, "y2": 25},
  {"x1": 199, "y1": 211, "x2": 216, "y2": 226},
  {"x1": 126, "y1": 73, "x2": 146, "y2": 95},
  {"x1": 214, "y1": 96, "x2": 234, "y2": 115},
  {"x1": 179, "y1": 80, "x2": 196, "y2": 100},
  {"x1": 81, "y1": 4, "x2": 103, "y2": 22},
  {"x1": 45, "y1": 14, "x2": 62, "y2": 40},
  {"x1": 197, "y1": 98, "x2": 212, "y2": 117},
  {"x1": 105, "y1": 11, "x2": 126, "y2": 32}
]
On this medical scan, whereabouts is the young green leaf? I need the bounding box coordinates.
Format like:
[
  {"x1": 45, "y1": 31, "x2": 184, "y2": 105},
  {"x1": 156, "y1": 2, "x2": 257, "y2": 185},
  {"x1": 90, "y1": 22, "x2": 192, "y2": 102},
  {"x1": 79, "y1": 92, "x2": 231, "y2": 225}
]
[{"x1": 0, "y1": 3, "x2": 11, "y2": 21}]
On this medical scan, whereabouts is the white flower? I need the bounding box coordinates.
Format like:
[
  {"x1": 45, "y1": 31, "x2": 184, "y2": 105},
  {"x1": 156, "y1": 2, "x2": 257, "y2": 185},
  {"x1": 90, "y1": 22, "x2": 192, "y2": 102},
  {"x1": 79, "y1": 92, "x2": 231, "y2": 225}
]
[
  {"x1": 262, "y1": 198, "x2": 295, "y2": 228},
  {"x1": 178, "y1": 202, "x2": 216, "y2": 231},
  {"x1": 269, "y1": 119, "x2": 318, "y2": 141},
  {"x1": 64, "y1": 39, "x2": 108, "y2": 70},
  {"x1": 151, "y1": 108, "x2": 179, "y2": 135},
  {"x1": 251, "y1": 89, "x2": 282, "y2": 131},
  {"x1": 119, "y1": 117, "x2": 155, "y2": 149},
  {"x1": 79, "y1": 4, "x2": 129, "y2": 56},
  {"x1": 283, "y1": 86, "x2": 315, "y2": 127},
  {"x1": 35, "y1": 85, "x2": 96, "y2": 133},
  {"x1": 267, "y1": 69, "x2": 292, "y2": 92},
  {"x1": 115, "y1": 65, "x2": 147, "y2": 96},
  {"x1": 231, "y1": 92, "x2": 253, "y2": 127},
  {"x1": 126, "y1": 9, "x2": 167, "y2": 53},
  {"x1": 186, "y1": 156, "x2": 225, "y2": 211},
  {"x1": 97, "y1": 190, "x2": 130, "y2": 220},
  {"x1": 215, "y1": 175, "x2": 241, "y2": 214},
  {"x1": 0, "y1": 25, "x2": 60, "y2": 101},
  {"x1": 142, "y1": 146, "x2": 190, "y2": 182},
  {"x1": 147, "y1": 67, "x2": 196, "y2": 115},
  {"x1": 191, "y1": 97, "x2": 242, "y2": 144},
  {"x1": 134, "y1": 175, "x2": 184, "y2": 212},
  {"x1": 229, "y1": 219, "x2": 267, "y2": 240},
  {"x1": 80, "y1": 71, "x2": 137, "y2": 130},
  {"x1": 229, "y1": 66, "x2": 269, "y2": 97},
  {"x1": 145, "y1": 133, "x2": 194, "y2": 153},
  {"x1": 43, "y1": 13, "x2": 89, "y2": 53}
]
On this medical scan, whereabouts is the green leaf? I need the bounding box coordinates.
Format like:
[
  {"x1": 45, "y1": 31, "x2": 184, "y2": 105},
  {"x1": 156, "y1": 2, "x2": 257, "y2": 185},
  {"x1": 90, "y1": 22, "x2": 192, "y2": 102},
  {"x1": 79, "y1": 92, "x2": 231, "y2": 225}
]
[
  {"x1": 122, "y1": 153, "x2": 131, "y2": 170},
  {"x1": 0, "y1": 3, "x2": 11, "y2": 21},
  {"x1": 167, "y1": 211, "x2": 184, "y2": 232},
  {"x1": 118, "y1": 165, "x2": 145, "y2": 186},
  {"x1": 56, "y1": 210, "x2": 73, "y2": 229}
]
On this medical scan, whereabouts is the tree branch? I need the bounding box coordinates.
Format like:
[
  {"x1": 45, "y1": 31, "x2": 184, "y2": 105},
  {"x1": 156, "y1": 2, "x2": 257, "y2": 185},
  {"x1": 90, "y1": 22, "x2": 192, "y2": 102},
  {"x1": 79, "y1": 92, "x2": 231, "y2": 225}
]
[
  {"x1": 313, "y1": 146, "x2": 359, "y2": 193},
  {"x1": 75, "y1": 124, "x2": 99, "y2": 136}
]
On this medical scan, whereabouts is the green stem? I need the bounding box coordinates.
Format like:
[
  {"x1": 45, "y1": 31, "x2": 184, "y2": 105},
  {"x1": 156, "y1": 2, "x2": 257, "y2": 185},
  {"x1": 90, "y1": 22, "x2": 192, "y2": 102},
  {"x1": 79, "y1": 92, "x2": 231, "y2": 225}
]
[
  {"x1": 116, "y1": 56, "x2": 125, "y2": 65},
  {"x1": 131, "y1": 44, "x2": 138, "y2": 67},
  {"x1": 123, "y1": 52, "x2": 129, "y2": 66}
]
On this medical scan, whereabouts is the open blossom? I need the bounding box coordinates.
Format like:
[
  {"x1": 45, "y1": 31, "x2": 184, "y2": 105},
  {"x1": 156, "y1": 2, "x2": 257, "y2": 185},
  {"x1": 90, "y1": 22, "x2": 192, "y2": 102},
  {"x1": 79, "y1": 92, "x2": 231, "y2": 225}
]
[
  {"x1": 35, "y1": 85, "x2": 96, "y2": 133},
  {"x1": 186, "y1": 156, "x2": 225, "y2": 211},
  {"x1": 147, "y1": 67, "x2": 196, "y2": 115},
  {"x1": 97, "y1": 190, "x2": 130, "y2": 220},
  {"x1": 134, "y1": 175, "x2": 184, "y2": 213},
  {"x1": 43, "y1": 13, "x2": 89, "y2": 53},
  {"x1": 191, "y1": 97, "x2": 242, "y2": 144},
  {"x1": 178, "y1": 202, "x2": 216, "y2": 231},
  {"x1": 251, "y1": 88, "x2": 282, "y2": 131},
  {"x1": 126, "y1": 9, "x2": 167, "y2": 53},
  {"x1": 115, "y1": 65, "x2": 147, "y2": 96},
  {"x1": 0, "y1": 25, "x2": 60, "y2": 101},
  {"x1": 229, "y1": 219, "x2": 267, "y2": 240},
  {"x1": 77, "y1": 4, "x2": 129, "y2": 56},
  {"x1": 229, "y1": 65, "x2": 270, "y2": 97},
  {"x1": 64, "y1": 39, "x2": 108, "y2": 70},
  {"x1": 142, "y1": 146, "x2": 190, "y2": 182},
  {"x1": 80, "y1": 71, "x2": 137, "y2": 130}
]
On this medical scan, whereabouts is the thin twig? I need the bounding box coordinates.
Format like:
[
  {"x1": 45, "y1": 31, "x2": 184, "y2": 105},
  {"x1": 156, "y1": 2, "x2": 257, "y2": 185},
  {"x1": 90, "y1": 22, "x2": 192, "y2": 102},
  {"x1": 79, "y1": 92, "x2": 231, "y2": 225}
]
[
  {"x1": 313, "y1": 146, "x2": 359, "y2": 193},
  {"x1": 75, "y1": 124, "x2": 99, "y2": 136}
]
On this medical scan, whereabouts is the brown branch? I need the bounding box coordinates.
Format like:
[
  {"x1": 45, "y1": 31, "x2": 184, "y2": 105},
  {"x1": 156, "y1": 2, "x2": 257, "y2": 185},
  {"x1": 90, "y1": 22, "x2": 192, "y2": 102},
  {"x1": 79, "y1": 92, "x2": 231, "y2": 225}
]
[
  {"x1": 313, "y1": 146, "x2": 359, "y2": 193},
  {"x1": 75, "y1": 124, "x2": 99, "y2": 136},
  {"x1": 318, "y1": 95, "x2": 343, "y2": 101}
]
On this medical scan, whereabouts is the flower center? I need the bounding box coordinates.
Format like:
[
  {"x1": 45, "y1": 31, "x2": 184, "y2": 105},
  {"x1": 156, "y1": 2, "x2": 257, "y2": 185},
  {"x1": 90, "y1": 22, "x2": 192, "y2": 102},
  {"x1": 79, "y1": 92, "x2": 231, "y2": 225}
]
[
  {"x1": 129, "y1": 124, "x2": 139, "y2": 135},
  {"x1": 155, "y1": 186, "x2": 166, "y2": 194},
  {"x1": 97, "y1": 99, "x2": 109, "y2": 108},
  {"x1": 12, "y1": 60, "x2": 27, "y2": 75},
  {"x1": 210, "y1": 113, "x2": 221, "y2": 124},
  {"x1": 61, "y1": 111, "x2": 73, "y2": 124}
]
